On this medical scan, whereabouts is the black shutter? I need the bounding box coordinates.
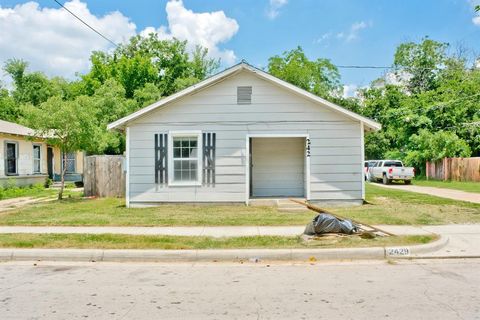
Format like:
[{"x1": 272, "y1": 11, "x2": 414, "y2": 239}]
[
  {"x1": 154, "y1": 133, "x2": 168, "y2": 185},
  {"x1": 202, "y1": 132, "x2": 216, "y2": 186}
]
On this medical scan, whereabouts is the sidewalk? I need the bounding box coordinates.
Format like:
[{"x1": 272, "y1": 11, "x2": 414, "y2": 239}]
[
  {"x1": 374, "y1": 183, "x2": 480, "y2": 204},
  {"x1": 0, "y1": 225, "x2": 431, "y2": 237},
  {"x1": 0, "y1": 224, "x2": 478, "y2": 262}
]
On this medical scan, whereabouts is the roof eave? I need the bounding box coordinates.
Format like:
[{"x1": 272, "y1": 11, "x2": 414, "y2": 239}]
[
  {"x1": 107, "y1": 61, "x2": 382, "y2": 132},
  {"x1": 107, "y1": 63, "x2": 246, "y2": 131}
]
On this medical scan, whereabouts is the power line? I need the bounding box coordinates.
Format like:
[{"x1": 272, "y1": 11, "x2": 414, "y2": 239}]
[
  {"x1": 336, "y1": 65, "x2": 390, "y2": 70},
  {"x1": 51, "y1": 0, "x2": 478, "y2": 75},
  {"x1": 335, "y1": 64, "x2": 463, "y2": 71},
  {"x1": 52, "y1": 0, "x2": 118, "y2": 48}
]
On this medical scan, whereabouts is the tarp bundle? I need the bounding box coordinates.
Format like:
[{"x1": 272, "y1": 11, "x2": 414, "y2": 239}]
[{"x1": 304, "y1": 214, "x2": 358, "y2": 235}]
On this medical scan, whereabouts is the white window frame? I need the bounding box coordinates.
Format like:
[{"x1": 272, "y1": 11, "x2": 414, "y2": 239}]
[
  {"x1": 168, "y1": 131, "x2": 203, "y2": 186},
  {"x1": 33, "y1": 144, "x2": 42, "y2": 174}
]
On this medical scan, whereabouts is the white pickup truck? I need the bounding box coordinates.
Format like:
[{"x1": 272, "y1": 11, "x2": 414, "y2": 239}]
[{"x1": 369, "y1": 160, "x2": 415, "y2": 185}]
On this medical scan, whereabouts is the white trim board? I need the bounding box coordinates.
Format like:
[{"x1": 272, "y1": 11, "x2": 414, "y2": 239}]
[
  {"x1": 108, "y1": 62, "x2": 381, "y2": 132},
  {"x1": 125, "y1": 127, "x2": 130, "y2": 208},
  {"x1": 167, "y1": 130, "x2": 203, "y2": 187}
]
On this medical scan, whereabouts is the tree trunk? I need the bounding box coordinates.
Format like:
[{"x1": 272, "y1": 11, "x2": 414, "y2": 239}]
[{"x1": 58, "y1": 151, "x2": 67, "y2": 200}]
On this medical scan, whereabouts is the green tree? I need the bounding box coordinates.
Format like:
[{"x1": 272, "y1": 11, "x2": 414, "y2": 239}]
[
  {"x1": 393, "y1": 38, "x2": 448, "y2": 94},
  {"x1": 405, "y1": 129, "x2": 471, "y2": 174},
  {"x1": 267, "y1": 46, "x2": 341, "y2": 98},
  {"x1": 86, "y1": 79, "x2": 137, "y2": 154},
  {"x1": 22, "y1": 96, "x2": 101, "y2": 199},
  {"x1": 359, "y1": 37, "x2": 479, "y2": 168},
  {"x1": 134, "y1": 83, "x2": 162, "y2": 107},
  {"x1": 3, "y1": 59, "x2": 62, "y2": 105},
  {"x1": 0, "y1": 88, "x2": 19, "y2": 122},
  {"x1": 81, "y1": 35, "x2": 219, "y2": 98}
]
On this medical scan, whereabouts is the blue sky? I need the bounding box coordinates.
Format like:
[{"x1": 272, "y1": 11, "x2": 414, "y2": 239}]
[{"x1": 1, "y1": 0, "x2": 479, "y2": 94}]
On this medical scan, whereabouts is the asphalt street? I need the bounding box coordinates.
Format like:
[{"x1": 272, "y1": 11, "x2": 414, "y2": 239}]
[{"x1": 0, "y1": 259, "x2": 479, "y2": 319}]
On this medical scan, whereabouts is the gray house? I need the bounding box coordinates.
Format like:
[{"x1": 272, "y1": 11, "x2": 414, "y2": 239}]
[{"x1": 108, "y1": 62, "x2": 380, "y2": 208}]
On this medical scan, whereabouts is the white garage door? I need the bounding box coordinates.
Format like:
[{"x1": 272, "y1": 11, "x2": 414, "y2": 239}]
[{"x1": 251, "y1": 137, "x2": 305, "y2": 197}]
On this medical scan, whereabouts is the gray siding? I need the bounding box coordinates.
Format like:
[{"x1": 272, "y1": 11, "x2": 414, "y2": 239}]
[{"x1": 128, "y1": 71, "x2": 363, "y2": 204}]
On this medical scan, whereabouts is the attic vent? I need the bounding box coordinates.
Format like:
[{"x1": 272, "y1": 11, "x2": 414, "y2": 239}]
[{"x1": 237, "y1": 86, "x2": 252, "y2": 105}]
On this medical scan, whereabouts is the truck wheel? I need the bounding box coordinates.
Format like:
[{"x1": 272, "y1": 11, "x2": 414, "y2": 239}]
[
  {"x1": 404, "y1": 180, "x2": 411, "y2": 185},
  {"x1": 382, "y1": 174, "x2": 391, "y2": 185}
]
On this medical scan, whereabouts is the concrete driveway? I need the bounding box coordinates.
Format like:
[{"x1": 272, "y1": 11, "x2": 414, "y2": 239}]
[{"x1": 373, "y1": 183, "x2": 480, "y2": 204}]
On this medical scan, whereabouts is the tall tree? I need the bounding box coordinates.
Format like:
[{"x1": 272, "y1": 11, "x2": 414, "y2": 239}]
[
  {"x1": 81, "y1": 35, "x2": 219, "y2": 98},
  {"x1": 268, "y1": 47, "x2": 341, "y2": 98},
  {"x1": 360, "y1": 38, "x2": 479, "y2": 171},
  {"x1": 22, "y1": 96, "x2": 101, "y2": 199},
  {"x1": 393, "y1": 38, "x2": 448, "y2": 94},
  {"x1": 3, "y1": 59, "x2": 62, "y2": 106},
  {"x1": 0, "y1": 88, "x2": 19, "y2": 122}
]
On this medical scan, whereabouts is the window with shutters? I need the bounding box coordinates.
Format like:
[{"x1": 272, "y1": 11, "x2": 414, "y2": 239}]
[
  {"x1": 168, "y1": 131, "x2": 202, "y2": 186},
  {"x1": 237, "y1": 86, "x2": 252, "y2": 105}
]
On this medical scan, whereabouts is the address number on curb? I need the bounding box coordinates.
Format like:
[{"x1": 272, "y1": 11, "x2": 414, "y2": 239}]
[{"x1": 386, "y1": 247, "x2": 410, "y2": 256}]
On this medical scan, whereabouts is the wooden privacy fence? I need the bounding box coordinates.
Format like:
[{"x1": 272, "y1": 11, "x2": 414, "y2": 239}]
[
  {"x1": 84, "y1": 155, "x2": 126, "y2": 197},
  {"x1": 426, "y1": 157, "x2": 480, "y2": 182}
]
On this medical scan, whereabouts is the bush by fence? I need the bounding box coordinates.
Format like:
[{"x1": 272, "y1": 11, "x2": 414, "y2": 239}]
[
  {"x1": 84, "y1": 155, "x2": 126, "y2": 197},
  {"x1": 426, "y1": 157, "x2": 480, "y2": 182}
]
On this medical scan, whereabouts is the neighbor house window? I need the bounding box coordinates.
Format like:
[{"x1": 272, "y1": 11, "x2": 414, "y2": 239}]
[
  {"x1": 63, "y1": 152, "x2": 76, "y2": 173},
  {"x1": 5, "y1": 142, "x2": 18, "y2": 175},
  {"x1": 169, "y1": 132, "x2": 202, "y2": 185},
  {"x1": 33, "y1": 145, "x2": 41, "y2": 173}
]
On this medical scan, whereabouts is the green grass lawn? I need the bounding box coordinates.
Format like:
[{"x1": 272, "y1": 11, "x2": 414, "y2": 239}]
[
  {"x1": 0, "y1": 184, "x2": 478, "y2": 226},
  {"x1": 0, "y1": 183, "x2": 81, "y2": 201},
  {"x1": 0, "y1": 233, "x2": 435, "y2": 250},
  {"x1": 412, "y1": 179, "x2": 480, "y2": 194},
  {"x1": 0, "y1": 184, "x2": 57, "y2": 200},
  {"x1": 333, "y1": 183, "x2": 480, "y2": 225}
]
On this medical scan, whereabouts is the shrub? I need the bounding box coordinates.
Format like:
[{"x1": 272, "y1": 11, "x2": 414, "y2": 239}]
[{"x1": 44, "y1": 178, "x2": 53, "y2": 188}]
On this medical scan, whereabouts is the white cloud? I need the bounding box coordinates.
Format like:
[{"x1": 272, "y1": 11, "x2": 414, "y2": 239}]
[
  {"x1": 141, "y1": 0, "x2": 239, "y2": 65},
  {"x1": 384, "y1": 70, "x2": 412, "y2": 86},
  {"x1": 266, "y1": 0, "x2": 288, "y2": 20},
  {"x1": 343, "y1": 84, "x2": 363, "y2": 98},
  {"x1": 314, "y1": 32, "x2": 332, "y2": 44},
  {"x1": 469, "y1": 0, "x2": 480, "y2": 25},
  {"x1": 0, "y1": 0, "x2": 136, "y2": 79},
  {"x1": 315, "y1": 21, "x2": 372, "y2": 46},
  {"x1": 0, "y1": 0, "x2": 239, "y2": 80},
  {"x1": 337, "y1": 21, "x2": 372, "y2": 42}
]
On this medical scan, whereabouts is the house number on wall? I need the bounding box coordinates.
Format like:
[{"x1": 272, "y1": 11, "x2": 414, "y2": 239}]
[{"x1": 306, "y1": 138, "x2": 311, "y2": 157}]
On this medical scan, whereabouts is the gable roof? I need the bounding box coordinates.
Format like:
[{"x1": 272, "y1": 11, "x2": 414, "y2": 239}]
[
  {"x1": 0, "y1": 119, "x2": 36, "y2": 137},
  {"x1": 107, "y1": 62, "x2": 381, "y2": 131}
]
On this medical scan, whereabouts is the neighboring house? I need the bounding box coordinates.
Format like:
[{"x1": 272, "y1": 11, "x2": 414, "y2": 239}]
[
  {"x1": 0, "y1": 119, "x2": 84, "y2": 187},
  {"x1": 108, "y1": 62, "x2": 381, "y2": 207}
]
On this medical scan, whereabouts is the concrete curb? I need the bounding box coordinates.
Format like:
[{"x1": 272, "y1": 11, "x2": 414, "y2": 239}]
[
  {"x1": 384, "y1": 235, "x2": 449, "y2": 259},
  {"x1": 0, "y1": 235, "x2": 449, "y2": 262}
]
